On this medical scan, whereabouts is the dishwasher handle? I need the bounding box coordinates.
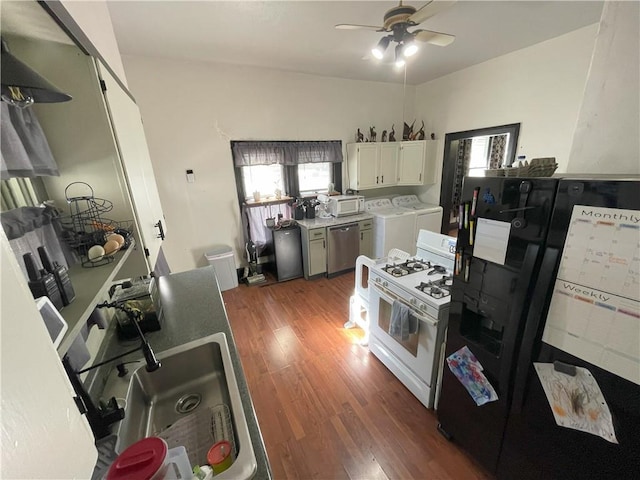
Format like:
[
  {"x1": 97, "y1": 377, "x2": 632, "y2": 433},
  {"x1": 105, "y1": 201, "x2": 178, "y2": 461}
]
[{"x1": 329, "y1": 223, "x2": 358, "y2": 233}]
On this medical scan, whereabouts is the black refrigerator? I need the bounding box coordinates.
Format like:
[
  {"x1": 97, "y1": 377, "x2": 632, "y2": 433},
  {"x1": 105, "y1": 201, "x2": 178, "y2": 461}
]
[{"x1": 437, "y1": 177, "x2": 640, "y2": 478}]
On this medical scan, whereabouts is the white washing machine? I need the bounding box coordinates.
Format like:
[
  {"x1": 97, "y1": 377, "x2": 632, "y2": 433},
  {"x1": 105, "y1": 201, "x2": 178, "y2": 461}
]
[
  {"x1": 391, "y1": 195, "x2": 443, "y2": 244},
  {"x1": 363, "y1": 198, "x2": 417, "y2": 258}
]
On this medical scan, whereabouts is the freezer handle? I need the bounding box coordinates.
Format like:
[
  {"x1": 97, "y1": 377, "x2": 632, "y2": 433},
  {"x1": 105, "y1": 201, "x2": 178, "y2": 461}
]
[{"x1": 510, "y1": 246, "x2": 560, "y2": 414}]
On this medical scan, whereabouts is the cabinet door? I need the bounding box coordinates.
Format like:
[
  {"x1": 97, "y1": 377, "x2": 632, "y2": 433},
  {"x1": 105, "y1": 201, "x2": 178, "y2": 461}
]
[
  {"x1": 379, "y1": 143, "x2": 398, "y2": 186},
  {"x1": 355, "y1": 144, "x2": 379, "y2": 189},
  {"x1": 398, "y1": 141, "x2": 426, "y2": 185},
  {"x1": 97, "y1": 62, "x2": 166, "y2": 269},
  {"x1": 309, "y1": 238, "x2": 327, "y2": 276},
  {"x1": 359, "y1": 228, "x2": 373, "y2": 257},
  {"x1": 1, "y1": 231, "x2": 97, "y2": 478}
]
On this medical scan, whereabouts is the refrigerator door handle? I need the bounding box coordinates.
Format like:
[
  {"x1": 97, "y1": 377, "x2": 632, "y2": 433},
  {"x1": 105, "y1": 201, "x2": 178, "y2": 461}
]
[{"x1": 510, "y1": 246, "x2": 560, "y2": 414}]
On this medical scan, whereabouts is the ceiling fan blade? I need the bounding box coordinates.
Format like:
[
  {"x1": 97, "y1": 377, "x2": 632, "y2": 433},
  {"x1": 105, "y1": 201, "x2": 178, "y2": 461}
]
[
  {"x1": 408, "y1": 0, "x2": 457, "y2": 25},
  {"x1": 335, "y1": 24, "x2": 386, "y2": 31},
  {"x1": 414, "y1": 29, "x2": 456, "y2": 46}
]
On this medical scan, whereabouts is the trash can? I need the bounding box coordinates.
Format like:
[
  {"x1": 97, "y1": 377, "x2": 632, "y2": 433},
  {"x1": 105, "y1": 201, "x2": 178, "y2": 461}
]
[{"x1": 205, "y1": 245, "x2": 238, "y2": 292}]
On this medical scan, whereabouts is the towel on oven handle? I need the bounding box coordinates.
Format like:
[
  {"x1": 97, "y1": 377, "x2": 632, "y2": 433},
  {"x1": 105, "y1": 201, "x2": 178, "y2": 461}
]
[{"x1": 389, "y1": 301, "x2": 418, "y2": 341}]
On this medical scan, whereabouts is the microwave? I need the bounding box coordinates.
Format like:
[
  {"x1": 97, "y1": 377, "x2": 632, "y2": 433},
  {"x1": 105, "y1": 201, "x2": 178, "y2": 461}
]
[{"x1": 328, "y1": 195, "x2": 364, "y2": 217}]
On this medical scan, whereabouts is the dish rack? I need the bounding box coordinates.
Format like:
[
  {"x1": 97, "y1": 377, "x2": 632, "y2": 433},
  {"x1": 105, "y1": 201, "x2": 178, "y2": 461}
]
[
  {"x1": 158, "y1": 404, "x2": 237, "y2": 468},
  {"x1": 485, "y1": 157, "x2": 558, "y2": 178}
]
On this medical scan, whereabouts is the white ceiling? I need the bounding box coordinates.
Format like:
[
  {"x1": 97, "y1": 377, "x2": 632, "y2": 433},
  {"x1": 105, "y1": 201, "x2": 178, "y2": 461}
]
[{"x1": 107, "y1": 1, "x2": 604, "y2": 85}]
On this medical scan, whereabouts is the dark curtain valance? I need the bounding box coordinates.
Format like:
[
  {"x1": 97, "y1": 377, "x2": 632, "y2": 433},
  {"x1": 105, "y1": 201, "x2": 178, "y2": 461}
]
[{"x1": 232, "y1": 140, "x2": 342, "y2": 167}]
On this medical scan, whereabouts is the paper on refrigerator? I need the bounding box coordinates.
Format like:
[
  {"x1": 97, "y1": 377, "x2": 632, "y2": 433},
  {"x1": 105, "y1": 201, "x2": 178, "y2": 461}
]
[
  {"x1": 534, "y1": 362, "x2": 618, "y2": 443},
  {"x1": 446, "y1": 346, "x2": 498, "y2": 406},
  {"x1": 472, "y1": 218, "x2": 511, "y2": 265},
  {"x1": 542, "y1": 205, "x2": 640, "y2": 385}
]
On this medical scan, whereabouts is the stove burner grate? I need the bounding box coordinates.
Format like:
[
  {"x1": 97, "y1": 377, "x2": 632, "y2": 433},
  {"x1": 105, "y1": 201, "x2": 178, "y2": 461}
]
[{"x1": 416, "y1": 276, "x2": 453, "y2": 299}]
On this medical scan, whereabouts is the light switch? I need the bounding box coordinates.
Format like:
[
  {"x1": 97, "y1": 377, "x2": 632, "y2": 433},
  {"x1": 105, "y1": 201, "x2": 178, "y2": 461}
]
[{"x1": 186, "y1": 169, "x2": 195, "y2": 183}]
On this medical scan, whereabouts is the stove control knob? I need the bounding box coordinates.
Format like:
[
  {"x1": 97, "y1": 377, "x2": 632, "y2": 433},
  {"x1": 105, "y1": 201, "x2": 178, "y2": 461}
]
[
  {"x1": 383, "y1": 281, "x2": 388, "y2": 287},
  {"x1": 420, "y1": 304, "x2": 427, "y2": 311},
  {"x1": 410, "y1": 298, "x2": 416, "y2": 305}
]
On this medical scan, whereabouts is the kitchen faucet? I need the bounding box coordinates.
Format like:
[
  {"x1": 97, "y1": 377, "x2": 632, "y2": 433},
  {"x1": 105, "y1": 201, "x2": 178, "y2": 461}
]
[{"x1": 62, "y1": 301, "x2": 161, "y2": 439}]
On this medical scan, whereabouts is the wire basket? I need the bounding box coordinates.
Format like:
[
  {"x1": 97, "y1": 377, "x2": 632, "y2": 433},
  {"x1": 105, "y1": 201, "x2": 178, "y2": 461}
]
[
  {"x1": 157, "y1": 404, "x2": 237, "y2": 468},
  {"x1": 59, "y1": 182, "x2": 133, "y2": 267}
]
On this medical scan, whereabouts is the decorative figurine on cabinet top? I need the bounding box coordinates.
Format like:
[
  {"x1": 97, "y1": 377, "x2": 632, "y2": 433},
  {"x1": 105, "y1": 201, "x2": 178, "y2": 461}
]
[
  {"x1": 369, "y1": 126, "x2": 377, "y2": 142},
  {"x1": 403, "y1": 120, "x2": 415, "y2": 141},
  {"x1": 381, "y1": 130, "x2": 387, "y2": 142},
  {"x1": 416, "y1": 121, "x2": 425, "y2": 140},
  {"x1": 389, "y1": 124, "x2": 396, "y2": 142},
  {"x1": 356, "y1": 128, "x2": 364, "y2": 143}
]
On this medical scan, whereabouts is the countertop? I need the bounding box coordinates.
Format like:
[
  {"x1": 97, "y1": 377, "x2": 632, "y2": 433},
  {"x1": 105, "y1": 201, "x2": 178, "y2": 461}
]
[
  {"x1": 91, "y1": 266, "x2": 272, "y2": 479},
  {"x1": 296, "y1": 212, "x2": 373, "y2": 229}
]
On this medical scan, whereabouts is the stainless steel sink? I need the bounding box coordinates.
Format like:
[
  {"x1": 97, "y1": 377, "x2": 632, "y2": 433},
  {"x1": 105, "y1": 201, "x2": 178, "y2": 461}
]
[{"x1": 107, "y1": 333, "x2": 257, "y2": 479}]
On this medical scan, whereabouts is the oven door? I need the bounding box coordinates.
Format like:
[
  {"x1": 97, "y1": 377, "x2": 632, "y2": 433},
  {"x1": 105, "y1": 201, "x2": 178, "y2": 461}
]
[{"x1": 369, "y1": 280, "x2": 445, "y2": 408}]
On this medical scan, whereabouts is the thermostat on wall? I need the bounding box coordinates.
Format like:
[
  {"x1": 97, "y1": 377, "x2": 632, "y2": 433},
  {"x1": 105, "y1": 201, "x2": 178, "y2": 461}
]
[{"x1": 186, "y1": 169, "x2": 195, "y2": 183}]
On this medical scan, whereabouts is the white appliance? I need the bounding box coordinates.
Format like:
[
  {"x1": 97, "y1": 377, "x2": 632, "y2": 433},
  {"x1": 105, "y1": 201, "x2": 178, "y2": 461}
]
[
  {"x1": 327, "y1": 195, "x2": 364, "y2": 217},
  {"x1": 363, "y1": 198, "x2": 417, "y2": 258},
  {"x1": 392, "y1": 195, "x2": 443, "y2": 244},
  {"x1": 367, "y1": 230, "x2": 457, "y2": 409}
]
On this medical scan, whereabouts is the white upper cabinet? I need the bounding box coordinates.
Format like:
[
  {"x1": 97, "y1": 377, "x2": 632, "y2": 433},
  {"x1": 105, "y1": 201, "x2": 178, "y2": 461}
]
[
  {"x1": 397, "y1": 141, "x2": 426, "y2": 185},
  {"x1": 379, "y1": 143, "x2": 399, "y2": 187},
  {"x1": 97, "y1": 62, "x2": 166, "y2": 268},
  {"x1": 347, "y1": 142, "x2": 398, "y2": 190},
  {"x1": 348, "y1": 140, "x2": 435, "y2": 190},
  {"x1": 347, "y1": 143, "x2": 378, "y2": 190}
]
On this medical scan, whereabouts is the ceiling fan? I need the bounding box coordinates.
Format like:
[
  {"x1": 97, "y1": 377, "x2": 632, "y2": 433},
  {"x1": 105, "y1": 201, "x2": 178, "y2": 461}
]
[{"x1": 336, "y1": 1, "x2": 456, "y2": 67}]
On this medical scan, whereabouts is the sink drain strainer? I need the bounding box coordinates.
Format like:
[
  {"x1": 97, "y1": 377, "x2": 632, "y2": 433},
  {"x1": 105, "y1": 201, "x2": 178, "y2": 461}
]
[{"x1": 175, "y1": 393, "x2": 201, "y2": 414}]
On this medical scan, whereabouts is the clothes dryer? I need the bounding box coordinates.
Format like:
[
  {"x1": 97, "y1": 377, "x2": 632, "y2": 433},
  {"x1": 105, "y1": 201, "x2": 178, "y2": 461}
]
[{"x1": 392, "y1": 195, "x2": 443, "y2": 243}]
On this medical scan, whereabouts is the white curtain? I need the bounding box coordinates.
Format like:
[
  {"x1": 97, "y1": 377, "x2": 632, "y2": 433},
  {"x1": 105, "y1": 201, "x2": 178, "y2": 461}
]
[{"x1": 244, "y1": 203, "x2": 292, "y2": 256}]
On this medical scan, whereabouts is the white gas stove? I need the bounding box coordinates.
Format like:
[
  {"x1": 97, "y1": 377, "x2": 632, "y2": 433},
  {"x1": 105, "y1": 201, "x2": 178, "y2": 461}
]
[
  {"x1": 367, "y1": 230, "x2": 457, "y2": 409},
  {"x1": 369, "y1": 230, "x2": 456, "y2": 318}
]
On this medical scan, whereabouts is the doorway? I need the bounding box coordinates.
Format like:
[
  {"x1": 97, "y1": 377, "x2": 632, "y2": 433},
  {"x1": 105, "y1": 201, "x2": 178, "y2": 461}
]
[{"x1": 439, "y1": 124, "x2": 520, "y2": 234}]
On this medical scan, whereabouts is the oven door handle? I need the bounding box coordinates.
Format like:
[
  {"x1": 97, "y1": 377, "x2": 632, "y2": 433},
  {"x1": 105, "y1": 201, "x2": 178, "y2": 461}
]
[{"x1": 372, "y1": 283, "x2": 438, "y2": 327}]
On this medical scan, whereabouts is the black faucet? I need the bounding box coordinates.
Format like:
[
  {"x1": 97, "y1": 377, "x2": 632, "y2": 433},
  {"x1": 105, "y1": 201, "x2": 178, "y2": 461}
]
[{"x1": 62, "y1": 301, "x2": 161, "y2": 439}]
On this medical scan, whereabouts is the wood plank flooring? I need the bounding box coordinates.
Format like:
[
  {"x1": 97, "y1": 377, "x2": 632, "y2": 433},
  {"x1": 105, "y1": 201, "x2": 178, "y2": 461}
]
[{"x1": 223, "y1": 272, "x2": 491, "y2": 480}]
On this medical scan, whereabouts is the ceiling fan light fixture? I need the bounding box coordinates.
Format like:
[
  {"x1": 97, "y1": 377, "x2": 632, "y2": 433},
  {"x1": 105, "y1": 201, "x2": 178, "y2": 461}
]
[
  {"x1": 394, "y1": 44, "x2": 406, "y2": 68},
  {"x1": 371, "y1": 36, "x2": 391, "y2": 60},
  {"x1": 403, "y1": 41, "x2": 419, "y2": 57}
]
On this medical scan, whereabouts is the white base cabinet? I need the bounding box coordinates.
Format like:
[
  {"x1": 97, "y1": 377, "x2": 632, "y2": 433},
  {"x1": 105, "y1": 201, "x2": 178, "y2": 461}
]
[
  {"x1": 301, "y1": 227, "x2": 326, "y2": 279},
  {"x1": 359, "y1": 219, "x2": 374, "y2": 257},
  {"x1": 347, "y1": 140, "x2": 436, "y2": 190}
]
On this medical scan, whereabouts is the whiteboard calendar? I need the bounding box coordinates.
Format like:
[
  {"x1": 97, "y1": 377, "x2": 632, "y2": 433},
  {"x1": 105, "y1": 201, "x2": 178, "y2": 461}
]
[{"x1": 543, "y1": 205, "x2": 640, "y2": 385}]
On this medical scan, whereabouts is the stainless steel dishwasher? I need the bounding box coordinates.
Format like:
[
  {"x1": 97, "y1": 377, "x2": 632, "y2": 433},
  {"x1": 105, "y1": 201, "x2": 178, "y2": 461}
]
[{"x1": 327, "y1": 222, "x2": 360, "y2": 276}]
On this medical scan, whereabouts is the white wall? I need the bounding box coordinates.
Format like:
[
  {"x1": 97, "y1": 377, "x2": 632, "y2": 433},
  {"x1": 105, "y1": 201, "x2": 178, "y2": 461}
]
[
  {"x1": 567, "y1": 1, "x2": 640, "y2": 174},
  {"x1": 60, "y1": 0, "x2": 128, "y2": 87},
  {"x1": 121, "y1": 56, "x2": 416, "y2": 272},
  {"x1": 414, "y1": 24, "x2": 598, "y2": 205},
  {"x1": 1, "y1": 230, "x2": 97, "y2": 479}
]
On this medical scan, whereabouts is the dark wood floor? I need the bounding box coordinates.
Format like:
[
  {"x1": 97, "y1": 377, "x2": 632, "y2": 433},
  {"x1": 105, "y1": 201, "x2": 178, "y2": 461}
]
[{"x1": 223, "y1": 272, "x2": 491, "y2": 480}]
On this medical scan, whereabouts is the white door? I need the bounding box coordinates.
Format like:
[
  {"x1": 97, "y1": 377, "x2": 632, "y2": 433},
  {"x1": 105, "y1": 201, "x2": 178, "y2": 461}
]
[
  {"x1": 379, "y1": 143, "x2": 398, "y2": 186},
  {"x1": 97, "y1": 62, "x2": 165, "y2": 269},
  {"x1": 398, "y1": 141, "x2": 426, "y2": 185}
]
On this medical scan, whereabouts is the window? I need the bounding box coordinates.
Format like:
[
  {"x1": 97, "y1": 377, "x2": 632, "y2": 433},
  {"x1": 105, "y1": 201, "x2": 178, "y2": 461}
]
[
  {"x1": 298, "y1": 162, "x2": 331, "y2": 196},
  {"x1": 232, "y1": 140, "x2": 342, "y2": 202},
  {"x1": 467, "y1": 136, "x2": 490, "y2": 177},
  {"x1": 240, "y1": 164, "x2": 284, "y2": 200}
]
